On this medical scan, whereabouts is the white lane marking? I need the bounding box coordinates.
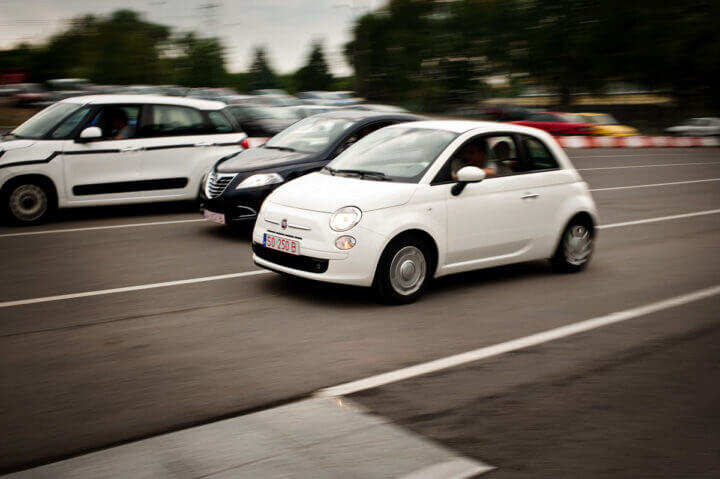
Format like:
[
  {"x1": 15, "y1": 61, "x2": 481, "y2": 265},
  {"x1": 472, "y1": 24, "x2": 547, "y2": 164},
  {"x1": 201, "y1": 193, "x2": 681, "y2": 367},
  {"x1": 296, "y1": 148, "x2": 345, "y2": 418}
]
[
  {"x1": 0, "y1": 270, "x2": 270, "y2": 309},
  {"x1": 599, "y1": 209, "x2": 720, "y2": 229},
  {"x1": 590, "y1": 177, "x2": 720, "y2": 192},
  {"x1": 2, "y1": 208, "x2": 719, "y2": 308},
  {"x1": 578, "y1": 161, "x2": 719, "y2": 171},
  {"x1": 569, "y1": 153, "x2": 717, "y2": 158},
  {"x1": 0, "y1": 218, "x2": 205, "y2": 238},
  {"x1": 316, "y1": 284, "x2": 720, "y2": 397}
]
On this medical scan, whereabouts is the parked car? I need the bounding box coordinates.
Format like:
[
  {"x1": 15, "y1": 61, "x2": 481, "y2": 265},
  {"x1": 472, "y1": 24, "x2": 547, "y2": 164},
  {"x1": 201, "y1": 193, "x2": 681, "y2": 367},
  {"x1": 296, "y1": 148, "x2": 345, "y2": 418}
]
[
  {"x1": 578, "y1": 113, "x2": 638, "y2": 136},
  {"x1": 0, "y1": 95, "x2": 246, "y2": 224},
  {"x1": 282, "y1": 105, "x2": 340, "y2": 119},
  {"x1": 348, "y1": 104, "x2": 409, "y2": 113},
  {"x1": 250, "y1": 94, "x2": 304, "y2": 107},
  {"x1": 12, "y1": 83, "x2": 50, "y2": 106},
  {"x1": 45, "y1": 78, "x2": 94, "y2": 101},
  {"x1": 511, "y1": 112, "x2": 593, "y2": 136},
  {"x1": 200, "y1": 110, "x2": 423, "y2": 226},
  {"x1": 225, "y1": 103, "x2": 298, "y2": 137},
  {"x1": 296, "y1": 91, "x2": 362, "y2": 106},
  {"x1": 665, "y1": 117, "x2": 720, "y2": 136},
  {"x1": 251, "y1": 121, "x2": 597, "y2": 303}
]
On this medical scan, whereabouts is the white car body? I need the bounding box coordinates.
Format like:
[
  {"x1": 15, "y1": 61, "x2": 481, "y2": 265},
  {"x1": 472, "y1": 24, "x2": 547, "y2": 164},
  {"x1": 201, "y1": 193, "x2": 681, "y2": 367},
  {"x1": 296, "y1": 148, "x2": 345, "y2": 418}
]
[
  {"x1": 666, "y1": 117, "x2": 720, "y2": 137},
  {"x1": 252, "y1": 121, "x2": 598, "y2": 293},
  {"x1": 0, "y1": 95, "x2": 246, "y2": 214}
]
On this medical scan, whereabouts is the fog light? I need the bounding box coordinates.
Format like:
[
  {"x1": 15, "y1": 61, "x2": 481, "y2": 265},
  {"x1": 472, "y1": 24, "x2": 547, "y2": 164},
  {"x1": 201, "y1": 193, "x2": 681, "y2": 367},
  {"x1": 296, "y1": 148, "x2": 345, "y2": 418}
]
[{"x1": 335, "y1": 235, "x2": 356, "y2": 250}]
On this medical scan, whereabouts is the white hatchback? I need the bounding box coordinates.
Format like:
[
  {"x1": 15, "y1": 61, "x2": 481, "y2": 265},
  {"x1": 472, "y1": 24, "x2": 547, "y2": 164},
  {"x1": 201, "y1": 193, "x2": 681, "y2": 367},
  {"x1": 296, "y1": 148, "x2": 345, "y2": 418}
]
[
  {"x1": 0, "y1": 95, "x2": 246, "y2": 224},
  {"x1": 252, "y1": 121, "x2": 598, "y2": 303}
]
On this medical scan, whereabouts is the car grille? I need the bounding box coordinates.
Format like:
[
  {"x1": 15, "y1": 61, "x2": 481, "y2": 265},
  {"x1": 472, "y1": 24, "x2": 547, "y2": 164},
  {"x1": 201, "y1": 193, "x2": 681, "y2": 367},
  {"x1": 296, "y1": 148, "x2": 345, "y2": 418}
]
[
  {"x1": 253, "y1": 243, "x2": 329, "y2": 274},
  {"x1": 205, "y1": 172, "x2": 237, "y2": 199}
]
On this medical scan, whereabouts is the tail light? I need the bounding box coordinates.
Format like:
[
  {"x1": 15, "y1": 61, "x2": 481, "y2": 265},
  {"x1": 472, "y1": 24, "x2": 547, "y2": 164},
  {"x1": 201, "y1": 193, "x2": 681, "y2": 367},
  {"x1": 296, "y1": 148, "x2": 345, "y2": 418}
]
[{"x1": 241, "y1": 138, "x2": 250, "y2": 149}]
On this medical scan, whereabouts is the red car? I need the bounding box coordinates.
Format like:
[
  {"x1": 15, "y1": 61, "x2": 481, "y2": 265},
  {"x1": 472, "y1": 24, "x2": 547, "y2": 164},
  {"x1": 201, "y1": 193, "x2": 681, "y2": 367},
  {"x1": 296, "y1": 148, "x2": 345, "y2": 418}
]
[{"x1": 511, "y1": 112, "x2": 594, "y2": 135}]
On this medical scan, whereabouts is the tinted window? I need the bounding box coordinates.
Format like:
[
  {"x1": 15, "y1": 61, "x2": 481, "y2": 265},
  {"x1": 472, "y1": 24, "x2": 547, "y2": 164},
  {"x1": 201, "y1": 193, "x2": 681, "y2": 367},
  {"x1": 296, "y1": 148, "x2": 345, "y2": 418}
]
[
  {"x1": 12, "y1": 102, "x2": 84, "y2": 139},
  {"x1": 522, "y1": 135, "x2": 559, "y2": 171},
  {"x1": 147, "y1": 105, "x2": 206, "y2": 136},
  {"x1": 208, "y1": 111, "x2": 234, "y2": 133},
  {"x1": 87, "y1": 105, "x2": 141, "y2": 140}
]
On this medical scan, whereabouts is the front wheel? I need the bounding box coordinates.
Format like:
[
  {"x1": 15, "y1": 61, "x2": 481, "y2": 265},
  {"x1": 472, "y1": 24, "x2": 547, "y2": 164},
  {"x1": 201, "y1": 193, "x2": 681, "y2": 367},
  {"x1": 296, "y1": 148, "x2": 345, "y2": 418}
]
[
  {"x1": 3, "y1": 181, "x2": 55, "y2": 225},
  {"x1": 373, "y1": 235, "x2": 432, "y2": 304},
  {"x1": 551, "y1": 218, "x2": 594, "y2": 273}
]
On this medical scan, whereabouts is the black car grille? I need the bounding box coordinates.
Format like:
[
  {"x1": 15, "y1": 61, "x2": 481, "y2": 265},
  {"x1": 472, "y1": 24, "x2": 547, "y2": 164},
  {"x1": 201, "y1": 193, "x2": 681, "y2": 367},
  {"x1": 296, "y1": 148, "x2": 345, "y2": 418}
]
[
  {"x1": 253, "y1": 243, "x2": 329, "y2": 274},
  {"x1": 205, "y1": 172, "x2": 237, "y2": 198}
]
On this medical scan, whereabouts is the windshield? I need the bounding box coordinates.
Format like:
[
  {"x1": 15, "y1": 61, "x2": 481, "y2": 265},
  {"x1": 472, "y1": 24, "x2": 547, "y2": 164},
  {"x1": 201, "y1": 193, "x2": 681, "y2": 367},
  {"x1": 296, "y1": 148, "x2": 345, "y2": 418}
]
[
  {"x1": 326, "y1": 127, "x2": 458, "y2": 183},
  {"x1": 12, "y1": 102, "x2": 84, "y2": 139},
  {"x1": 264, "y1": 116, "x2": 353, "y2": 153},
  {"x1": 560, "y1": 114, "x2": 585, "y2": 123},
  {"x1": 586, "y1": 114, "x2": 617, "y2": 125}
]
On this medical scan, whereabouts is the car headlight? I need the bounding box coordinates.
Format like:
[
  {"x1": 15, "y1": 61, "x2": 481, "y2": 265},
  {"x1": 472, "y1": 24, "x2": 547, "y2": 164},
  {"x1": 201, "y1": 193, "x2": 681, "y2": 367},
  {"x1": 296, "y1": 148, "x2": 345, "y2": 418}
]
[
  {"x1": 329, "y1": 206, "x2": 362, "y2": 232},
  {"x1": 235, "y1": 173, "x2": 283, "y2": 189}
]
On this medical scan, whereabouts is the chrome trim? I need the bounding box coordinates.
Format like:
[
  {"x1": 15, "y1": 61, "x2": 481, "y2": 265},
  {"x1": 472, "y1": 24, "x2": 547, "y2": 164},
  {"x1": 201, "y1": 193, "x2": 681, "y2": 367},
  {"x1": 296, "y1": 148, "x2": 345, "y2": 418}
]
[
  {"x1": 265, "y1": 218, "x2": 280, "y2": 225},
  {"x1": 264, "y1": 217, "x2": 311, "y2": 231},
  {"x1": 205, "y1": 172, "x2": 237, "y2": 199},
  {"x1": 236, "y1": 206, "x2": 257, "y2": 218}
]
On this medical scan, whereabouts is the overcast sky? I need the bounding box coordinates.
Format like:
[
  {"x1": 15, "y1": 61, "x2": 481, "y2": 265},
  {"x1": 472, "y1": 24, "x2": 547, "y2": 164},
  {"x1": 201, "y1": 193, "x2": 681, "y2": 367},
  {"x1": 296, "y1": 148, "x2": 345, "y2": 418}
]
[{"x1": 0, "y1": 0, "x2": 382, "y2": 76}]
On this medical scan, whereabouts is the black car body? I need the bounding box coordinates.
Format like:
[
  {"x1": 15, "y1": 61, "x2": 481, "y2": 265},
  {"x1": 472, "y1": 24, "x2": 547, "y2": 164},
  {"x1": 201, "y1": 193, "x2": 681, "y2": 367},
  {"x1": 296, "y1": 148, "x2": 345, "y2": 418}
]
[
  {"x1": 201, "y1": 110, "x2": 423, "y2": 224},
  {"x1": 225, "y1": 103, "x2": 298, "y2": 137}
]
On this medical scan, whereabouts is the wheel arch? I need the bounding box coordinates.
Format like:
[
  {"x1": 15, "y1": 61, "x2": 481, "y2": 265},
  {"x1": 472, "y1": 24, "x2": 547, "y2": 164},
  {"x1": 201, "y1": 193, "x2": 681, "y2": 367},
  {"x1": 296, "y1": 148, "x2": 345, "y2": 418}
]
[
  {"x1": 380, "y1": 228, "x2": 440, "y2": 277},
  {"x1": 1, "y1": 173, "x2": 59, "y2": 202}
]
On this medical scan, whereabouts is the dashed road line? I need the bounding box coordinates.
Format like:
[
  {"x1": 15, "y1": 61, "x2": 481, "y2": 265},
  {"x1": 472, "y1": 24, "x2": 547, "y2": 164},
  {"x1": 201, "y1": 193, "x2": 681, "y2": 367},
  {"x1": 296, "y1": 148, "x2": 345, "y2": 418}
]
[{"x1": 590, "y1": 177, "x2": 720, "y2": 192}]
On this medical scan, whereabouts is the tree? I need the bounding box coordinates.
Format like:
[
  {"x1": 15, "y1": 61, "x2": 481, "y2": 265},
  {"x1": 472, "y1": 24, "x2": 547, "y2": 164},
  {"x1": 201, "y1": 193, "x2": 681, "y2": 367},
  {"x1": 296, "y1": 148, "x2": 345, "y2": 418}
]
[
  {"x1": 174, "y1": 33, "x2": 227, "y2": 87},
  {"x1": 295, "y1": 41, "x2": 333, "y2": 91},
  {"x1": 246, "y1": 46, "x2": 279, "y2": 91}
]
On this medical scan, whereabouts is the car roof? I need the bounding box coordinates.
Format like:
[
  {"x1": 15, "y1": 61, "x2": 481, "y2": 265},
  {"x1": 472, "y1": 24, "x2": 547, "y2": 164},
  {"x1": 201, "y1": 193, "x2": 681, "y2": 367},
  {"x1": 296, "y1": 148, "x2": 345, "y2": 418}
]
[
  {"x1": 312, "y1": 109, "x2": 422, "y2": 122},
  {"x1": 62, "y1": 94, "x2": 226, "y2": 110},
  {"x1": 387, "y1": 120, "x2": 555, "y2": 136}
]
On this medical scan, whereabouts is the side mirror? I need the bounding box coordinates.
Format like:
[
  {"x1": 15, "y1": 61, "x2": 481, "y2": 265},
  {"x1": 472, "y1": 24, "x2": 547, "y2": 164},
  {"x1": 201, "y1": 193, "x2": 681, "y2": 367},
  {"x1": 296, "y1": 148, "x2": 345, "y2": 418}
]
[
  {"x1": 451, "y1": 166, "x2": 486, "y2": 196},
  {"x1": 76, "y1": 126, "x2": 102, "y2": 143}
]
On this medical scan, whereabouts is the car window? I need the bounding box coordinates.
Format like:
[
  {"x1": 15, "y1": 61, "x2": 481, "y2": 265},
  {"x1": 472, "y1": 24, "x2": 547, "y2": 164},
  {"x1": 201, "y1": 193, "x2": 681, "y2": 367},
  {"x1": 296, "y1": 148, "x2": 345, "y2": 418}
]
[
  {"x1": 433, "y1": 134, "x2": 520, "y2": 183},
  {"x1": 207, "y1": 111, "x2": 234, "y2": 133},
  {"x1": 51, "y1": 106, "x2": 92, "y2": 138},
  {"x1": 265, "y1": 116, "x2": 354, "y2": 153},
  {"x1": 559, "y1": 114, "x2": 584, "y2": 123},
  {"x1": 335, "y1": 121, "x2": 392, "y2": 155},
  {"x1": 327, "y1": 127, "x2": 458, "y2": 183},
  {"x1": 521, "y1": 135, "x2": 559, "y2": 171},
  {"x1": 12, "y1": 102, "x2": 84, "y2": 139},
  {"x1": 86, "y1": 105, "x2": 141, "y2": 140},
  {"x1": 146, "y1": 105, "x2": 207, "y2": 137}
]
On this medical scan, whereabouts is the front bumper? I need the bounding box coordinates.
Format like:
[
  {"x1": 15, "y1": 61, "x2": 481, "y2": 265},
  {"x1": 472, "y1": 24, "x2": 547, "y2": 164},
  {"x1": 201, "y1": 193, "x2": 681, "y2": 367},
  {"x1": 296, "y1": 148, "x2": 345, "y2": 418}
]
[{"x1": 201, "y1": 184, "x2": 277, "y2": 223}]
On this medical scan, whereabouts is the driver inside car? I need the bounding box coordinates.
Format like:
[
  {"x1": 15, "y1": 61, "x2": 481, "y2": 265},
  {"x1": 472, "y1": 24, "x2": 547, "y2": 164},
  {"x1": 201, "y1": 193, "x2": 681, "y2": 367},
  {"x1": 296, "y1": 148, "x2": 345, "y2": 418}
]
[{"x1": 450, "y1": 141, "x2": 497, "y2": 181}]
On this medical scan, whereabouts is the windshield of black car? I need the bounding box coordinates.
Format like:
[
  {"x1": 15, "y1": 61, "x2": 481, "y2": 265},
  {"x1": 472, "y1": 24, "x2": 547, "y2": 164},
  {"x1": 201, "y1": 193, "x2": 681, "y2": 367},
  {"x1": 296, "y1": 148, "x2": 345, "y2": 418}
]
[
  {"x1": 264, "y1": 116, "x2": 353, "y2": 153},
  {"x1": 12, "y1": 102, "x2": 83, "y2": 139},
  {"x1": 325, "y1": 127, "x2": 459, "y2": 183}
]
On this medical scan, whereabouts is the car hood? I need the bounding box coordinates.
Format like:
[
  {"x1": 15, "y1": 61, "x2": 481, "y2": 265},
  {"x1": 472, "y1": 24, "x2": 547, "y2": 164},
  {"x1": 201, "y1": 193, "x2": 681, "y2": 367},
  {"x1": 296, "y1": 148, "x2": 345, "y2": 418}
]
[
  {"x1": 216, "y1": 146, "x2": 314, "y2": 173},
  {"x1": 267, "y1": 171, "x2": 417, "y2": 213},
  {"x1": 0, "y1": 139, "x2": 36, "y2": 151}
]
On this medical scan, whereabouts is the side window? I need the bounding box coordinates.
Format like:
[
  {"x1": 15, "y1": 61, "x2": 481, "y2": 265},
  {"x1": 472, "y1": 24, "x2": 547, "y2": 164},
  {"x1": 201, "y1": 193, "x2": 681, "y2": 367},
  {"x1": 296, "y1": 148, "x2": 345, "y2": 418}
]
[
  {"x1": 207, "y1": 111, "x2": 234, "y2": 133},
  {"x1": 486, "y1": 135, "x2": 519, "y2": 177},
  {"x1": 521, "y1": 135, "x2": 559, "y2": 172},
  {"x1": 85, "y1": 105, "x2": 141, "y2": 140},
  {"x1": 433, "y1": 134, "x2": 520, "y2": 183},
  {"x1": 336, "y1": 121, "x2": 390, "y2": 154},
  {"x1": 51, "y1": 106, "x2": 91, "y2": 139},
  {"x1": 146, "y1": 105, "x2": 207, "y2": 137}
]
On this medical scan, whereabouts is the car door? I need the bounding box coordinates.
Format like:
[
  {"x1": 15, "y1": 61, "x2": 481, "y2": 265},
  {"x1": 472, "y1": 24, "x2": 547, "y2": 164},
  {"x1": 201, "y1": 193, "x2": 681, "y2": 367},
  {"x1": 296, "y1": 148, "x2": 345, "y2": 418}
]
[
  {"x1": 135, "y1": 104, "x2": 246, "y2": 200},
  {"x1": 439, "y1": 134, "x2": 537, "y2": 267},
  {"x1": 62, "y1": 104, "x2": 148, "y2": 203}
]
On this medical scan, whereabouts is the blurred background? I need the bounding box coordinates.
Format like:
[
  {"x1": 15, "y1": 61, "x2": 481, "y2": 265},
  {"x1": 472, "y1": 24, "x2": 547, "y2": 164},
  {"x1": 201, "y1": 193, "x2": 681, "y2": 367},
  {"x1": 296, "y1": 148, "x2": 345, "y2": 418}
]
[{"x1": 1, "y1": 0, "x2": 719, "y2": 135}]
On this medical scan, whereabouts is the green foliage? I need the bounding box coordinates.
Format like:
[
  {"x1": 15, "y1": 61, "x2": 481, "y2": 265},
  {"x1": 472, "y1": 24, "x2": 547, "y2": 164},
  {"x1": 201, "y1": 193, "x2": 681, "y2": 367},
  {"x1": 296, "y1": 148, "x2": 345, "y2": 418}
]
[
  {"x1": 246, "y1": 47, "x2": 279, "y2": 91},
  {"x1": 295, "y1": 41, "x2": 333, "y2": 91}
]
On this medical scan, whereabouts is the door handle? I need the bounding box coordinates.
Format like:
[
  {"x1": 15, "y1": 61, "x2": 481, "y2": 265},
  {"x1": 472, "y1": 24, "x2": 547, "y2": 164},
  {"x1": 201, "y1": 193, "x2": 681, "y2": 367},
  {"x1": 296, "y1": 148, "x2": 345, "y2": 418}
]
[
  {"x1": 119, "y1": 145, "x2": 143, "y2": 152},
  {"x1": 195, "y1": 141, "x2": 215, "y2": 147},
  {"x1": 521, "y1": 193, "x2": 539, "y2": 200}
]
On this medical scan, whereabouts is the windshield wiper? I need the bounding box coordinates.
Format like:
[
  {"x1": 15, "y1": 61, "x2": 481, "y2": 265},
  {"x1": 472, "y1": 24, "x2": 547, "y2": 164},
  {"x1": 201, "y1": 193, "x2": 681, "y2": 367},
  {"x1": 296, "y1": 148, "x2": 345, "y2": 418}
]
[
  {"x1": 334, "y1": 169, "x2": 391, "y2": 181},
  {"x1": 264, "y1": 145, "x2": 296, "y2": 152}
]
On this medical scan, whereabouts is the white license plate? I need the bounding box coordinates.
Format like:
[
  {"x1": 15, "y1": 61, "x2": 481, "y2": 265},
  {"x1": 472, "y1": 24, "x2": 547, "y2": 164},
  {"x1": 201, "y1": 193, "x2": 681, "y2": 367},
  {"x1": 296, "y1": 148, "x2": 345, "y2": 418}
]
[
  {"x1": 203, "y1": 209, "x2": 226, "y2": 225},
  {"x1": 264, "y1": 233, "x2": 300, "y2": 255}
]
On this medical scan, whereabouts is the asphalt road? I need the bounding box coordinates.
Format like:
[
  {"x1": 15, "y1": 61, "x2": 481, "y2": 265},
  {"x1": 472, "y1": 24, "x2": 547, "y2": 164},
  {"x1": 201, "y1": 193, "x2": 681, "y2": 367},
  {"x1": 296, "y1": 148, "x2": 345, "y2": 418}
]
[{"x1": 1, "y1": 148, "x2": 719, "y2": 475}]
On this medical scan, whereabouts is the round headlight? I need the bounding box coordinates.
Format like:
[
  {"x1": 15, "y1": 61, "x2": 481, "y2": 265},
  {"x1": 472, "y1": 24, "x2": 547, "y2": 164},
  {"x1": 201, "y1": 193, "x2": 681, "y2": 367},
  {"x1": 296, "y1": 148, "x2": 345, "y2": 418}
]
[{"x1": 329, "y1": 206, "x2": 362, "y2": 232}]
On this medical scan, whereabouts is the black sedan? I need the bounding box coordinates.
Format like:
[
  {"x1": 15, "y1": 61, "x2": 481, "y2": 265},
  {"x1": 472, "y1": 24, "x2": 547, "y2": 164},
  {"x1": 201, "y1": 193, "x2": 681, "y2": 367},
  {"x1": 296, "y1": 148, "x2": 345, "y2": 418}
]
[{"x1": 200, "y1": 110, "x2": 423, "y2": 226}]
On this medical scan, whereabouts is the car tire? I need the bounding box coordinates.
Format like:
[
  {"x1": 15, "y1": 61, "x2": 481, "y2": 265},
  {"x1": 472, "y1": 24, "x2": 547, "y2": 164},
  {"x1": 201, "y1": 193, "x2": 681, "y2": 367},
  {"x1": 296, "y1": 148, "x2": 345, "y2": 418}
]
[
  {"x1": 2, "y1": 179, "x2": 55, "y2": 225},
  {"x1": 373, "y1": 234, "x2": 433, "y2": 305},
  {"x1": 551, "y1": 216, "x2": 594, "y2": 273}
]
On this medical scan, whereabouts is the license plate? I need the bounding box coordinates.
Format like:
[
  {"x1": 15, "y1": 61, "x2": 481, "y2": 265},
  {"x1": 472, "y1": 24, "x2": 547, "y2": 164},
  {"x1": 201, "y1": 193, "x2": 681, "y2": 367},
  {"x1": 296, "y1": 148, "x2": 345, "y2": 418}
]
[
  {"x1": 203, "y1": 209, "x2": 225, "y2": 225},
  {"x1": 264, "y1": 233, "x2": 300, "y2": 255}
]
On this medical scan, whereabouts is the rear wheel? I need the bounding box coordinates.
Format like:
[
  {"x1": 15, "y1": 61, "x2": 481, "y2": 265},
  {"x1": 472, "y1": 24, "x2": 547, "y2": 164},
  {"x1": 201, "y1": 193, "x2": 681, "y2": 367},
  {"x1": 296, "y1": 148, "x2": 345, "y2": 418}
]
[
  {"x1": 373, "y1": 235, "x2": 432, "y2": 304},
  {"x1": 551, "y1": 217, "x2": 594, "y2": 273},
  {"x1": 3, "y1": 180, "x2": 55, "y2": 225}
]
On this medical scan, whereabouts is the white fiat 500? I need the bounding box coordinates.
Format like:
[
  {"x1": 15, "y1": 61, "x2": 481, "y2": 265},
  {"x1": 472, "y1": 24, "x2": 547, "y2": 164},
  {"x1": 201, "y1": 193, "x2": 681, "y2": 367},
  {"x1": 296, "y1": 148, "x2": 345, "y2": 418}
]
[
  {"x1": 0, "y1": 95, "x2": 246, "y2": 224},
  {"x1": 252, "y1": 121, "x2": 597, "y2": 303}
]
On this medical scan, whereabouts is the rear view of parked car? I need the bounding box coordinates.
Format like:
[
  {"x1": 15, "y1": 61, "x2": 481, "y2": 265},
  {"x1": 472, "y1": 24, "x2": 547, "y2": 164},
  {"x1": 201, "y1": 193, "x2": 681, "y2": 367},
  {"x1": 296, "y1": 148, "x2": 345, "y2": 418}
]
[
  {"x1": 511, "y1": 112, "x2": 594, "y2": 136},
  {"x1": 0, "y1": 95, "x2": 246, "y2": 224}
]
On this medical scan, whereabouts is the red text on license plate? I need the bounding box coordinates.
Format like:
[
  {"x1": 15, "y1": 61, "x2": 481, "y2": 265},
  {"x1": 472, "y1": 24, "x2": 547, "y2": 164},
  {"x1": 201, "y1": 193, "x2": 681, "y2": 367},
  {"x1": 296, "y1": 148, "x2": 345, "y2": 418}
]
[{"x1": 264, "y1": 233, "x2": 300, "y2": 255}]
